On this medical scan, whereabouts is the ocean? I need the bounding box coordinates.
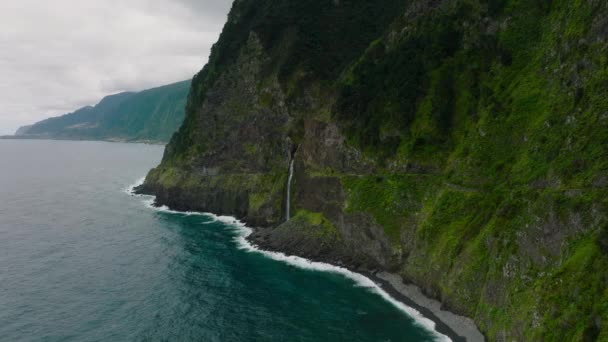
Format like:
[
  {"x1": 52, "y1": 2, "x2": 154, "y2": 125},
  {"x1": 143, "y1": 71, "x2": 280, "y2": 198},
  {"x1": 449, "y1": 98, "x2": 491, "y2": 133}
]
[{"x1": 0, "y1": 139, "x2": 445, "y2": 341}]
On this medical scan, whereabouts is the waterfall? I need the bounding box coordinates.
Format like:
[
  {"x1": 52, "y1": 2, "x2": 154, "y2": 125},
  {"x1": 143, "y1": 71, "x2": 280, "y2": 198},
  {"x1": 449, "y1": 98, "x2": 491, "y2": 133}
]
[{"x1": 285, "y1": 159, "x2": 295, "y2": 221}]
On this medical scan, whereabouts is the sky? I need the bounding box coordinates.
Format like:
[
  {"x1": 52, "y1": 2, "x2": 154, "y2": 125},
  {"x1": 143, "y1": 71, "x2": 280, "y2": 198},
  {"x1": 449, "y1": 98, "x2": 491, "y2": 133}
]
[{"x1": 0, "y1": 0, "x2": 233, "y2": 135}]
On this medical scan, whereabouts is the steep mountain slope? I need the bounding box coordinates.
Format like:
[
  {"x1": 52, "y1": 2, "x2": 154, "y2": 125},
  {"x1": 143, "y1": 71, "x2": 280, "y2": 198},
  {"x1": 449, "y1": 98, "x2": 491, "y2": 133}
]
[
  {"x1": 139, "y1": 0, "x2": 608, "y2": 340},
  {"x1": 16, "y1": 80, "x2": 190, "y2": 143},
  {"x1": 14, "y1": 125, "x2": 32, "y2": 135}
]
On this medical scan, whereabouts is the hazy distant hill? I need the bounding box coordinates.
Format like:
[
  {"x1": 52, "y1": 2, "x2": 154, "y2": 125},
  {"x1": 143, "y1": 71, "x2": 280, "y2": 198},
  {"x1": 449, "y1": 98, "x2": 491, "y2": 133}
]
[
  {"x1": 14, "y1": 125, "x2": 33, "y2": 135},
  {"x1": 16, "y1": 80, "x2": 190, "y2": 143}
]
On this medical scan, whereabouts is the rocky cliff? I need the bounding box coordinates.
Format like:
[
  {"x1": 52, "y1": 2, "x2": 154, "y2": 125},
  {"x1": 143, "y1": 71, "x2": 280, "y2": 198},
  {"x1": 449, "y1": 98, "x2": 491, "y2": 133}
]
[{"x1": 138, "y1": 0, "x2": 608, "y2": 340}]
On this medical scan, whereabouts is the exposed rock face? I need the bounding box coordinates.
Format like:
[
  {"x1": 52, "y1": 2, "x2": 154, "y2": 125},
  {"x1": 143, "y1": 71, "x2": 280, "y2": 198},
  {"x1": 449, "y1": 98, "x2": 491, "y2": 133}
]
[
  {"x1": 139, "y1": 0, "x2": 608, "y2": 340},
  {"x1": 138, "y1": 33, "x2": 291, "y2": 227}
]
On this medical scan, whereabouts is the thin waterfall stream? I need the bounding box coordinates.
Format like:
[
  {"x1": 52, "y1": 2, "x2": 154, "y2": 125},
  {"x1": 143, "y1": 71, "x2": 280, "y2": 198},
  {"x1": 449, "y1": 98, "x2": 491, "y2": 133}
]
[{"x1": 285, "y1": 159, "x2": 294, "y2": 221}]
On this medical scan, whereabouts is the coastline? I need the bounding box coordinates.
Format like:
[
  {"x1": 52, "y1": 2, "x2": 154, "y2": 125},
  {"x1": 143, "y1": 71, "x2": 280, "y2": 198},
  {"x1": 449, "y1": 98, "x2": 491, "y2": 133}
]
[
  {"x1": 127, "y1": 178, "x2": 484, "y2": 342},
  {"x1": 0, "y1": 135, "x2": 166, "y2": 146},
  {"x1": 248, "y1": 233, "x2": 485, "y2": 342},
  {"x1": 367, "y1": 272, "x2": 485, "y2": 342}
]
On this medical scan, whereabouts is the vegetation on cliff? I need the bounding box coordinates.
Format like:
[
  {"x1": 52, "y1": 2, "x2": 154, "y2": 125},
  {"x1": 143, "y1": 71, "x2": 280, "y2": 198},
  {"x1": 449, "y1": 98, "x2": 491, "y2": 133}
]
[
  {"x1": 142, "y1": 0, "x2": 608, "y2": 340},
  {"x1": 16, "y1": 80, "x2": 189, "y2": 143}
]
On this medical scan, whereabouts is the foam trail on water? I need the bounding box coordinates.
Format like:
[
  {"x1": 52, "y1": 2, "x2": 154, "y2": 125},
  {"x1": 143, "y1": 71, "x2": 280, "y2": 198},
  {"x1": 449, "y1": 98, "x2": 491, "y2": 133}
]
[{"x1": 124, "y1": 177, "x2": 451, "y2": 342}]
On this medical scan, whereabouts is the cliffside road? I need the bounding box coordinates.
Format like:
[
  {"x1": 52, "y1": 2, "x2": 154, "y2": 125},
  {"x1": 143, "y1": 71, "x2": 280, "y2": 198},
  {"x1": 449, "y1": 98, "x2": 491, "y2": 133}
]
[{"x1": 443, "y1": 182, "x2": 481, "y2": 193}]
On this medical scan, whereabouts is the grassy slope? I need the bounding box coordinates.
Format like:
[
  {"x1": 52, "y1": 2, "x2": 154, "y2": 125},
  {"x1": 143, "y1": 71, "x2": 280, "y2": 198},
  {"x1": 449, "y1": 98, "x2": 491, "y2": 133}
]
[
  {"x1": 21, "y1": 81, "x2": 189, "y2": 143},
  {"x1": 335, "y1": 0, "x2": 608, "y2": 340},
  {"x1": 100, "y1": 81, "x2": 190, "y2": 142},
  {"x1": 151, "y1": 0, "x2": 607, "y2": 339}
]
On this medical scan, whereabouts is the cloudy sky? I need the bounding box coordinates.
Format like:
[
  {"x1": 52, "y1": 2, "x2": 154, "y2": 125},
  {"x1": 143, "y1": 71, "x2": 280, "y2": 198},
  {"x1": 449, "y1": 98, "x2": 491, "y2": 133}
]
[{"x1": 0, "y1": 0, "x2": 232, "y2": 135}]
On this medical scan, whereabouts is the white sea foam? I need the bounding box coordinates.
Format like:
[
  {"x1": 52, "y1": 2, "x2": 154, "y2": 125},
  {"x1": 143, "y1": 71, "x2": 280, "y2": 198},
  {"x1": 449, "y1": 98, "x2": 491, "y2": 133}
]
[
  {"x1": 231, "y1": 222, "x2": 451, "y2": 342},
  {"x1": 125, "y1": 178, "x2": 206, "y2": 216},
  {"x1": 142, "y1": 198, "x2": 207, "y2": 217},
  {"x1": 124, "y1": 177, "x2": 146, "y2": 195},
  {"x1": 124, "y1": 177, "x2": 452, "y2": 342}
]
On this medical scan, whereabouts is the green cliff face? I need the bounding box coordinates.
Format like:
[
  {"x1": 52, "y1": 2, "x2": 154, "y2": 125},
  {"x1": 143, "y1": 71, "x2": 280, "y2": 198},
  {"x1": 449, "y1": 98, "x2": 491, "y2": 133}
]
[
  {"x1": 16, "y1": 80, "x2": 190, "y2": 143},
  {"x1": 141, "y1": 0, "x2": 608, "y2": 340}
]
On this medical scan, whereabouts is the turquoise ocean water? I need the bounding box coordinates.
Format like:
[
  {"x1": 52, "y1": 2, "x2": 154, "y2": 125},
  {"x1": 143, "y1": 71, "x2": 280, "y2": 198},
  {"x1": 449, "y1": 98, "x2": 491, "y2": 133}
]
[{"x1": 0, "y1": 140, "x2": 444, "y2": 341}]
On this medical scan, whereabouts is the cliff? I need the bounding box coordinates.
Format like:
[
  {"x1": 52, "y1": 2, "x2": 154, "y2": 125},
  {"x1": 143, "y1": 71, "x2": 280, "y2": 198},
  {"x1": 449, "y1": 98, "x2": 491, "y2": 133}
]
[
  {"x1": 138, "y1": 0, "x2": 608, "y2": 340},
  {"x1": 16, "y1": 80, "x2": 190, "y2": 143}
]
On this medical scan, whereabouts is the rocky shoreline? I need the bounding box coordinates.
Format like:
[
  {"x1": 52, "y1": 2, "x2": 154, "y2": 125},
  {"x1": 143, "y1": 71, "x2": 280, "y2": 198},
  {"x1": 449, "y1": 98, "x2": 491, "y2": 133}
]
[
  {"x1": 248, "y1": 228, "x2": 485, "y2": 342},
  {"x1": 134, "y1": 182, "x2": 485, "y2": 341}
]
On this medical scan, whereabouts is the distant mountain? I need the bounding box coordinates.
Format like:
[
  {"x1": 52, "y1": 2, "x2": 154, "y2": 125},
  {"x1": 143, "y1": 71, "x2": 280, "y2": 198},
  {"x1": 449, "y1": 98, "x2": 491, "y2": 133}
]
[
  {"x1": 14, "y1": 125, "x2": 33, "y2": 135},
  {"x1": 15, "y1": 80, "x2": 190, "y2": 143}
]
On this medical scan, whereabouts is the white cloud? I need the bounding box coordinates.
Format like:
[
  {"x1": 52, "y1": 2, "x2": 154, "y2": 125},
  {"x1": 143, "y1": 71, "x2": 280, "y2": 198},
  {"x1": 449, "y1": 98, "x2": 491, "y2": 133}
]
[{"x1": 0, "y1": 0, "x2": 232, "y2": 134}]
